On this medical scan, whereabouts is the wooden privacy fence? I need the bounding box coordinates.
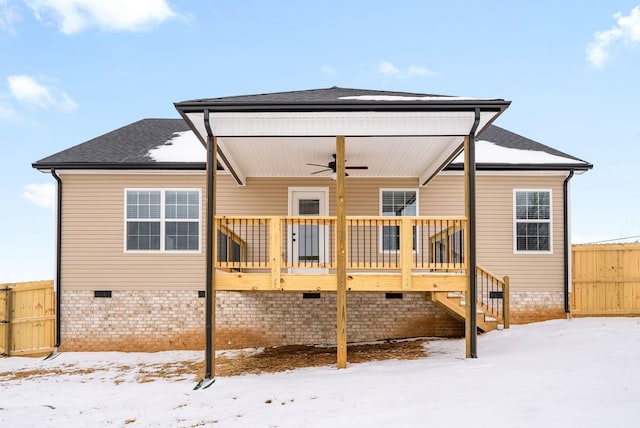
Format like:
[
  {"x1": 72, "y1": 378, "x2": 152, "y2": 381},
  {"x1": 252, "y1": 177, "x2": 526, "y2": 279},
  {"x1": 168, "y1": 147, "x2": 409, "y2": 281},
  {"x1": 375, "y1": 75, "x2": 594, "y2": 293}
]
[
  {"x1": 571, "y1": 243, "x2": 640, "y2": 316},
  {"x1": 0, "y1": 280, "x2": 55, "y2": 357}
]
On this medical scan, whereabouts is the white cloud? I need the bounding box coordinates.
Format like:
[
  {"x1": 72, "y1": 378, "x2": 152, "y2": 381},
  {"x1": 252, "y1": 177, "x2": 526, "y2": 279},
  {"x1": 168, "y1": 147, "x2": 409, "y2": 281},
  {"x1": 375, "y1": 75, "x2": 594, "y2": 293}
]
[
  {"x1": 587, "y1": 6, "x2": 640, "y2": 68},
  {"x1": 377, "y1": 61, "x2": 435, "y2": 78},
  {"x1": 0, "y1": 0, "x2": 21, "y2": 34},
  {"x1": 24, "y1": 0, "x2": 176, "y2": 34},
  {"x1": 7, "y1": 74, "x2": 77, "y2": 111},
  {"x1": 378, "y1": 60, "x2": 401, "y2": 76},
  {"x1": 23, "y1": 183, "x2": 56, "y2": 209}
]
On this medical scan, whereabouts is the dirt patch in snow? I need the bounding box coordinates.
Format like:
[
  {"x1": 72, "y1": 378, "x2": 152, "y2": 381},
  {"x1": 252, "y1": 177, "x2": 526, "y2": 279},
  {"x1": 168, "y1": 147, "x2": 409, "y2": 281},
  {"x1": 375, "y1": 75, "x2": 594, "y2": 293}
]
[
  {"x1": 214, "y1": 338, "x2": 429, "y2": 377},
  {"x1": 0, "y1": 339, "x2": 431, "y2": 383}
]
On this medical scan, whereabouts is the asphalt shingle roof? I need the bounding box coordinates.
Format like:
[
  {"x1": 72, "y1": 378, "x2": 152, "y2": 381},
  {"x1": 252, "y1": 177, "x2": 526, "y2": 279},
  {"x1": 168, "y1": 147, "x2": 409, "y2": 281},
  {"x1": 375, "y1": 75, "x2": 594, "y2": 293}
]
[
  {"x1": 174, "y1": 86, "x2": 510, "y2": 112},
  {"x1": 33, "y1": 118, "x2": 591, "y2": 171},
  {"x1": 33, "y1": 118, "x2": 202, "y2": 170}
]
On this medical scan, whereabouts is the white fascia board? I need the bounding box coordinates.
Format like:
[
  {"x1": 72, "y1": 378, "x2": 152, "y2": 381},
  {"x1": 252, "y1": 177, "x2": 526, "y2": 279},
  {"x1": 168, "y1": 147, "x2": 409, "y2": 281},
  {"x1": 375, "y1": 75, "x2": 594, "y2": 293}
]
[{"x1": 208, "y1": 111, "x2": 478, "y2": 137}]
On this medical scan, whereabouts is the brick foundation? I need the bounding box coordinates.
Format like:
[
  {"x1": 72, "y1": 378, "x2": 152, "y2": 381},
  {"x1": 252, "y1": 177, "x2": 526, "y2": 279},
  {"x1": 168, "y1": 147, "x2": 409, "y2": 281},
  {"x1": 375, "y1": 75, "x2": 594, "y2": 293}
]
[
  {"x1": 59, "y1": 289, "x2": 566, "y2": 352},
  {"x1": 59, "y1": 290, "x2": 463, "y2": 352},
  {"x1": 509, "y1": 290, "x2": 566, "y2": 324}
]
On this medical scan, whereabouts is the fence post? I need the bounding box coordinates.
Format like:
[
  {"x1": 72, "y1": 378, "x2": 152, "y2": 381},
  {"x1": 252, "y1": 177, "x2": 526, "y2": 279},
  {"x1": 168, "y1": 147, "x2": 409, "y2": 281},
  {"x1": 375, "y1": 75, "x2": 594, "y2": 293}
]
[
  {"x1": 1, "y1": 285, "x2": 11, "y2": 356},
  {"x1": 503, "y1": 276, "x2": 510, "y2": 329}
]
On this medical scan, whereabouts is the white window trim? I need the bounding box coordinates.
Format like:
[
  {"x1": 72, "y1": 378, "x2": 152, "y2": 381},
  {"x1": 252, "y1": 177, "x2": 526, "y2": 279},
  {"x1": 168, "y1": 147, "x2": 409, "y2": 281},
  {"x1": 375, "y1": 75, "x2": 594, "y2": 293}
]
[
  {"x1": 124, "y1": 188, "x2": 202, "y2": 254},
  {"x1": 379, "y1": 188, "x2": 419, "y2": 254},
  {"x1": 513, "y1": 188, "x2": 553, "y2": 255}
]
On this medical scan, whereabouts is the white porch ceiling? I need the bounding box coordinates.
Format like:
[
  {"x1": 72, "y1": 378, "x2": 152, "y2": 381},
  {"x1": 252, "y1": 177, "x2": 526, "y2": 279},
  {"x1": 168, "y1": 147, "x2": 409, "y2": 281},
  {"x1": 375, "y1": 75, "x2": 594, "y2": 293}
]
[{"x1": 184, "y1": 110, "x2": 501, "y2": 186}]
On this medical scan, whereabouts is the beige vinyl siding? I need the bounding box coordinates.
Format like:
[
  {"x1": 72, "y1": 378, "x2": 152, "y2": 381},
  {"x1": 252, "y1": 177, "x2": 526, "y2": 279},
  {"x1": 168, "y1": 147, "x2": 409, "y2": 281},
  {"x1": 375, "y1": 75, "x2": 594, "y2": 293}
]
[
  {"x1": 60, "y1": 172, "x2": 565, "y2": 293},
  {"x1": 476, "y1": 175, "x2": 565, "y2": 292},
  {"x1": 219, "y1": 173, "x2": 565, "y2": 292},
  {"x1": 60, "y1": 173, "x2": 206, "y2": 291},
  {"x1": 422, "y1": 173, "x2": 565, "y2": 291}
]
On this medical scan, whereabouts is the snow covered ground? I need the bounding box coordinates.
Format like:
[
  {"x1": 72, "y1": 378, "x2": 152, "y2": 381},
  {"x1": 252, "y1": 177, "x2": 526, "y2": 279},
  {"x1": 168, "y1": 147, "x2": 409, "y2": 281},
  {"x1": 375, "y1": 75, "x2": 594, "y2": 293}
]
[{"x1": 1, "y1": 317, "x2": 639, "y2": 427}]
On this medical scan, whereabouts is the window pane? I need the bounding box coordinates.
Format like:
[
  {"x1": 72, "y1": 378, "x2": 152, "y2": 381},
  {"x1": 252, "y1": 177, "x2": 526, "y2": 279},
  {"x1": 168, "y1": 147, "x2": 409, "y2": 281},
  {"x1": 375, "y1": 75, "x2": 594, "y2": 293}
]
[
  {"x1": 299, "y1": 199, "x2": 320, "y2": 215},
  {"x1": 165, "y1": 221, "x2": 198, "y2": 250},
  {"x1": 517, "y1": 237, "x2": 527, "y2": 251},
  {"x1": 516, "y1": 221, "x2": 550, "y2": 252},
  {"x1": 166, "y1": 190, "x2": 199, "y2": 220},
  {"x1": 539, "y1": 205, "x2": 550, "y2": 220},
  {"x1": 539, "y1": 192, "x2": 550, "y2": 205},
  {"x1": 126, "y1": 190, "x2": 160, "y2": 220},
  {"x1": 127, "y1": 221, "x2": 160, "y2": 250},
  {"x1": 539, "y1": 223, "x2": 549, "y2": 236},
  {"x1": 166, "y1": 191, "x2": 176, "y2": 204},
  {"x1": 539, "y1": 237, "x2": 549, "y2": 251},
  {"x1": 150, "y1": 192, "x2": 160, "y2": 205},
  {"x1": 381, "y1": 190, "x2": 417, "y2": 217}
]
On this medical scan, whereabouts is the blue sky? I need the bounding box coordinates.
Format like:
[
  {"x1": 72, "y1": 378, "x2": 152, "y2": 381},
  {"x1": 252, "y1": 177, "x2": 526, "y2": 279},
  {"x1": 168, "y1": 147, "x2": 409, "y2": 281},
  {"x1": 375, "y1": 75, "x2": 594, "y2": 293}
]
[{"x1": 1, "y1": 0, "x2": 639, "y2": 283}]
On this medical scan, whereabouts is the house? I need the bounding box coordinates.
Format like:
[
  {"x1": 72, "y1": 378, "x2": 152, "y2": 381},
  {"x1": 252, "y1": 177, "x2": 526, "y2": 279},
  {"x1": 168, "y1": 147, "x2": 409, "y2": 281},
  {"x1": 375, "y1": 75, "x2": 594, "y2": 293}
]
[{"x1": 33, "y1": 87, "x2": 591, "y2": 374}]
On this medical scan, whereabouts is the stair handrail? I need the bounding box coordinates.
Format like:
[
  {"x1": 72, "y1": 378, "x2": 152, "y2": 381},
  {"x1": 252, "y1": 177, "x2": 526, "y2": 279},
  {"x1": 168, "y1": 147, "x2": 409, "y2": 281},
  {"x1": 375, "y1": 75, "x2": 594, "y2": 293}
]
[{"x1": 476, "y1": 265, "x2": 510, "y2": 328}]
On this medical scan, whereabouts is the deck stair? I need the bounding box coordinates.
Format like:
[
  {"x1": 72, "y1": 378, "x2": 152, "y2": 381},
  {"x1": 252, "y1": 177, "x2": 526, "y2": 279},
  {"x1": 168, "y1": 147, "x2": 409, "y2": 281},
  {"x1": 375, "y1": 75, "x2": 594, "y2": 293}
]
[{"x1": 427, "y1": 266, "x2": 509, "y2": 333}]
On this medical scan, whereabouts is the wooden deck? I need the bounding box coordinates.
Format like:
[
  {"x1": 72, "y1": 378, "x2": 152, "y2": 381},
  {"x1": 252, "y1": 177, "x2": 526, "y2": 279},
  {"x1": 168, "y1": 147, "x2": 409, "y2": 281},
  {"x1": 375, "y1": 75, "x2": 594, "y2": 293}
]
[{"x1": 214, "y1": 215, "x2": 468, "y2": 292}]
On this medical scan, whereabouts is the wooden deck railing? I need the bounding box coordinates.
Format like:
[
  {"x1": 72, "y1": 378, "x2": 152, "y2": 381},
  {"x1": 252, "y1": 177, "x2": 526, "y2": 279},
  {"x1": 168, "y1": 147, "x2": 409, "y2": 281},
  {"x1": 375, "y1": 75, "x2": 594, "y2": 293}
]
[
  {"x1": 476, "y1": 265, "x2": 510, "y2": 328},
  {"x1": 215, "y1": 216, "x2": 467, "y2": 273}
]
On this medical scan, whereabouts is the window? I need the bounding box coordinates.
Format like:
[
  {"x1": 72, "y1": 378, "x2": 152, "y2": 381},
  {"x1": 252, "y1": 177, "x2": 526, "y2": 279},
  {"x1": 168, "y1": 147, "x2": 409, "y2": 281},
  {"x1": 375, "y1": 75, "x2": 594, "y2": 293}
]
[
  {"x1": 514, "y1": 190, "x2": 552, "y2": 253},
  {"x1": 125, "y1": 189, "x2": 200, "y2": 252},
  {"x1": 380, "y1": 189, "x2": 418, "y2": 251}
]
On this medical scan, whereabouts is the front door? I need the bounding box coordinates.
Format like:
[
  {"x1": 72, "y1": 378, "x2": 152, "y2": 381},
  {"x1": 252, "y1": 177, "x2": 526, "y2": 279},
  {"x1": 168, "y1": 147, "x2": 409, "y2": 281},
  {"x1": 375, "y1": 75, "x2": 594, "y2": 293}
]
[{"x1": 288, "y1": 188, "x2": 329, "y2": 273}]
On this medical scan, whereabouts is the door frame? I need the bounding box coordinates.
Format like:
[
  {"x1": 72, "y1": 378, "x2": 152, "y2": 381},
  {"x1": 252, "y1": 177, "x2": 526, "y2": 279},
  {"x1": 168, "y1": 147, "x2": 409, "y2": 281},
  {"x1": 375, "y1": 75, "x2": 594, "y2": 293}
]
[{"x1": 288, "y1": 187, "x2": 330, "y2": 273}]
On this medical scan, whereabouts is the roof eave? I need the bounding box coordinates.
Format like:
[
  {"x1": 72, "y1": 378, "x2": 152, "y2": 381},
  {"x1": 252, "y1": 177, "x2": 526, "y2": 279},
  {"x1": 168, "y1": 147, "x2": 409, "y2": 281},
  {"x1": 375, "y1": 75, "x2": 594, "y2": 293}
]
[
  {"x1": 445, "y1": 162, "x2": 593, "y2": 172},
  {"x1": 174, "y1": 100, "x2": 512, "y2": 114},
  {"x1": 32, "y1": 162, "x2": 207, "y2": 171}
]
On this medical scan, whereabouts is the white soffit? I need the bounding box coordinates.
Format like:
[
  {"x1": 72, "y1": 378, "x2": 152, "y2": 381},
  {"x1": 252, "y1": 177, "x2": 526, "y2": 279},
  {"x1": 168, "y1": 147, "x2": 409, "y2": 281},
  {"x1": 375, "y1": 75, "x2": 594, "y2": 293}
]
[{"x1": 184, "y1": 110, "x2": 499, "y2": 183}]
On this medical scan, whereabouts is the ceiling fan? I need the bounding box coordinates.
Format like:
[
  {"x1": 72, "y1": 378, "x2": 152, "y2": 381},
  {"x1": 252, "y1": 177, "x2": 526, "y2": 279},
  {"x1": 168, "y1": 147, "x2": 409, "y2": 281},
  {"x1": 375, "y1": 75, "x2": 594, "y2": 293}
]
[{"x1": 307, "y1": 153, "x2": 368, "y2": 176}]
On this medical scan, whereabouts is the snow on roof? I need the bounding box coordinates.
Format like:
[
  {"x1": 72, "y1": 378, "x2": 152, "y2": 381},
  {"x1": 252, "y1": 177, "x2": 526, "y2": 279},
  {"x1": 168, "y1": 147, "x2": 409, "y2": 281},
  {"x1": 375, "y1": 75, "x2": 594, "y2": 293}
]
[
  {"x1": 145, "y1": 131, "x2": 581, "y2": 166},
  {"x1": 338, "y1": 95, "x2": 489, "y2": 101},
  {"x1": 451, "y1": 140, "x2": 586, "y2": 165},
  {"x1": 147, "y1": 131, "x2": 205, "y2": 162}
]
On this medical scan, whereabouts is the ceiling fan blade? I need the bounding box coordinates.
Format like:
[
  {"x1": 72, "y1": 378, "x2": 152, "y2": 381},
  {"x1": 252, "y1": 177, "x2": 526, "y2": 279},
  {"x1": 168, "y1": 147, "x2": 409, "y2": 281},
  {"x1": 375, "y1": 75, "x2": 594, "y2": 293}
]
[
  {"x1": 345, "y1": 166, "x2": 369, "y2": 170},
  {"x1": 310, "y1": 168, "x2": 332, "y2": 175},
  {"x1": 307, "y1": 163, "x2": 329, "y2": 168}
]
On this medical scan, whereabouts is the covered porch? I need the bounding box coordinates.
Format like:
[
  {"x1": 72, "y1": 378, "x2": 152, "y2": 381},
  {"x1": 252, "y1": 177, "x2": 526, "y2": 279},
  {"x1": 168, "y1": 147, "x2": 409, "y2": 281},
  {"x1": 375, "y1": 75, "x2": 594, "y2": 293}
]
[{"x1": 175, "y1": 87, "x2": 511, "y2": 378}]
